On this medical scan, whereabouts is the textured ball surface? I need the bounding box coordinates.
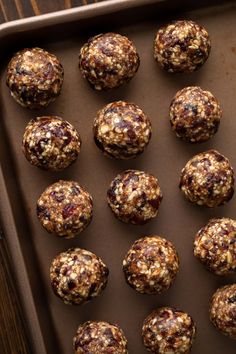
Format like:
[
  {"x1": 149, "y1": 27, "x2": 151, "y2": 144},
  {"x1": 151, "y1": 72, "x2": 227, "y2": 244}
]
[
  {"x1": 37, "y1": 180, "x2": 93, "y2": 238},
  {"x1": 170, "y1": 86, "x2": 221, "y2": 143},
  {"x1": 210, "y1": 284, "x2": 236, "y2": 339},
  {"x1": 123, "y1": 236, "x2": 179, "y2": 294},
  {"x1": 22, "y1": 116, "x2": 81, "y2": 171},
  {"x1": 50, "y1": 248, "x2": 109, "y2": 305},
  {"x1": 154, "y1": 20, "x2": 211, "y2": 73},
  {"x1": 73, "y1": 321, "x2": 128, "y2": 353},
  {"x1": 179, "y1": 150, "x2": 234, "y2": 207},
  {"x1": 79, "y1": 33, "x2": 140, "y2": 90},
  {"x1": 194, "y1": 218, "x2": 236, "y2": 275},
  {"x1": 142, "y1": 307, "x2": 196, "y2": 354},
  {"x1": 93, "y1": 101, "x2": 152, "y2": 159},
  {"x1": 6, "y1": 47, "x2": 63, "y2": 109},
  {"x1": 107, "y1": 170, "x2": 163, "y2": 224}
]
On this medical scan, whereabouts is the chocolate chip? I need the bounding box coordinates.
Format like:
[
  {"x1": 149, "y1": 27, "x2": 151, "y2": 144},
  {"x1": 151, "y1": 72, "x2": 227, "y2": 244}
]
[{"x1": 228, "y1": 295, "x2": 236, "y2": 304}]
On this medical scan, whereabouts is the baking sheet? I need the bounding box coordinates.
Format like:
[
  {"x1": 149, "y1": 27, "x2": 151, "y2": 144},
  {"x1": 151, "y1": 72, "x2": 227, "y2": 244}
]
[{"x1": 0, "y1": 0, "x2": 236, "y2": 353}]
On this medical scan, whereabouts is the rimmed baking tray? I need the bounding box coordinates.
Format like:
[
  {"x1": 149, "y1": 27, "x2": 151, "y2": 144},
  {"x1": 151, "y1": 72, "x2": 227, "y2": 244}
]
[{"x1": 0, "y1": 0, "x2": 236, "y2": 353}]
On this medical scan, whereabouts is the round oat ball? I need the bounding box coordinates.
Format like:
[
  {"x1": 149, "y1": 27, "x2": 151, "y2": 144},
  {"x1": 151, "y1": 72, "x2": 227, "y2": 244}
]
[
  {"x1": 194, "y1": 218, "x2": 236, "y2": 276},
  {"x1": 210, "y1": 284, "x2": 236, "y2": 339},
  {"x1": 73, "y1": 321, "x2": 128, "y2": 353},
  {"x1": 79, "y1": 33, "x2": 140, "y2": 90},
  {"x1": 154, "y1": 20, "x2": 211, "y2": 73},
  {"x1": 170, "y1": 86, "x2": 222, "y2": 143},
  {"x1": 107, "y1": 170, "x2": 163, "y2": 224},
  {"x1": 179, "y1": 150, "x2": 234, "y2": 207},
  {"x1": 6, "y1": 47, "x2": 64, "y2": 109},
  {"x1": 37, "y1": 180, "x2": 93, "y2": 238},
  {"x1": 93, "y1": 101, "x2": 152, "y2": 159},
  {"x1": 123, "y1": 236, "x2": 179, "y2": 294},
  {"x1": 142, "y1": 307, "x2": 196, "y2": 354},
  {"x1": 50, "y1": 248, "x2": 109, "y2": 305},
  {"x1": 22, "y1": 116, "x2": 81, "y2": 171}
]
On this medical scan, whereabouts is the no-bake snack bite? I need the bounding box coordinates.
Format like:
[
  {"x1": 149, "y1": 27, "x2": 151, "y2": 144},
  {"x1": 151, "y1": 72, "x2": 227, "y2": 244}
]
[
  {"x1": 93, "y1": 101, "x2": 152, "y2": 159},
  {"x1": 6, "y1": 47, "x2": 63, "y2": 109},
  {"x1": 179, "y1": 150, "x2": 234, "y2": 207},
  {"x1": 107, "y1": 170, "x2": 163, "y2": 224},
  {"x1": 142, "y1": 307, "x2": 196, "y2": 354},
  {"x1": 22, "y1": 116, "x2": 81, "y2": 171},
  {"x1": 50, "y1": 248, "x2": 109, "y2": 305},
  {"x1": 210, "y1": 284, "x2": 236, "y2": 339},
  {"x1": 79, "y1": 33, "x2": 140, "y2": 90},
  {"x1": 73, "y1": 321, "x2": 128, "y2": 353},
  {"x1": 194, "y1": 218, "x2": 236, "y2": 276},
  {"x1": 123, "y1": 236, "x2": 179, "y2": 294},
  {"x1": 154, "y1": 20, "x2": 211, "y2": 73},
  {"x1": 37, "y1": 180, "x2": 93, "y2": 238},
  {"x1": 170, "y1": 86, "x2": 222, "y2": 143}
]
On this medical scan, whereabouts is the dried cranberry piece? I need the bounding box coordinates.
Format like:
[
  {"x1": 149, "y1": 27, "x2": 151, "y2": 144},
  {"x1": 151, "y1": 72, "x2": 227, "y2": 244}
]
[
  {"x1": 62, "y1": 203, "x2": 76, "y2": 219},
  {"x1": 50, "y1": 191, "x2": 64, "y2": 202},
  {"x1": 149, "y1": 198, "x2": 160, "y2": 209}
]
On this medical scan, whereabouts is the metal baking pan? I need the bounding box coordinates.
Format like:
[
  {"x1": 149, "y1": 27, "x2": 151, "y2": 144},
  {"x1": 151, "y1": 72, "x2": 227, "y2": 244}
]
[{"x1": 0, "y1": 0, "x2": 236, "y2": 353}]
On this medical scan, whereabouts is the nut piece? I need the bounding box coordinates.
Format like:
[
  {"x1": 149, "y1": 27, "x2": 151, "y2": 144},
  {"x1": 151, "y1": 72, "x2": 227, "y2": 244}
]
[
  {"x1": 37, "y1": 180, "x2": 93, "y2": 238},
  {"x1": 154, "y1": 20, "x2": 211, "y2": 73},
  {"x1": 170, "y1": 87, "x2": 221, "y2": 143},
  {"x1": 6, "y1": 47, "x2": 64, "y2": 109},
  {"x1": 142, "y1": 307, "x2": 196, "y2": 354},
  {"x1": 179, "y1": 150, "x2": 234, "y2": 207},
  {"x1": 210, "y1": 284, "x2": 236, "y2": 339},
  {"x1": 50, "y1": 248, "x2": 109, "y2": 305},
  {"x1": 107, "y1": 170, "x2": 163, "y2": 224},
  {"x1": 22, "y1": 116, "x2": 81, "y2": 171},
  {"x1": 194, "y1": 218, "x2": 236, "y2": 276},
  {"x1": 93, "y1": 101, "x2": 152, "y2": 159},
  {"x1": 79, "y1": 33, "x2": 140, "y2": 90},
  {"x1": 73, "y1": 321, "x2": 128, "y2": 353},
  {"x1": 123, "y1": 236, "x2": 179, "y2": 294}
]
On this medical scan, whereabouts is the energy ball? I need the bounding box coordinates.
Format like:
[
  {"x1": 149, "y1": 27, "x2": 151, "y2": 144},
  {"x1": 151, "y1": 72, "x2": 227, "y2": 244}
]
[
  {"x1": 194, "y1": 218, "x2": 236, "y2": 276},
  {"x1": 37, "y1": 180, "x2": 93, "y2": 238},
  {"x1": 107, "y1": 170, "x2": 163, "y2": 224},
  {"x1": 170, "y1": 86, "x2": 222, "y2": 143},
  {"x1": 123, "y1": 236, "x2": 179, "y2": 294},
  {"x1": 179, "y1": 150, "x2": 234, "y2": 207},
  {"x1": 22, "y1": 116, "x2": 81, "y2": 171},
  {"x1": 154, "y1": 20, "x2": 211, "y2": 73},
  {"x1": 73, "y1": 321, "x2": 128, "y2": 353},
  {"x1": 142, "y1": 307, "x2": 196, "y2": 354},
  {"x1": 93, "y1": 101, "x2": 152, "y2": 159},
  {"x1": 6, "y1": 47, "x2": 64, "y2": 109},
  {"x1": 79, "y1": 33, "x2": 140, "y2": 90},
  {"x1": 50, "y1": 248, "x2": 109, "y2": 305},
  {"x1": 210, "y1": 284, "x2": 236, "y2": 339}
]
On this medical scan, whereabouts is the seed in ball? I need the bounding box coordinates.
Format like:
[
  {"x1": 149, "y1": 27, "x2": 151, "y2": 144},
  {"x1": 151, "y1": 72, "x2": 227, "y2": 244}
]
[
  {"x1": 73, "y1": 321, "x2": 128, "y2": 353},
  {"x1": 93, "y1": 101, "x2": 152, "y2": 159},
  {"x1": 107, "y1": 170, "x2": 163, "y2": 224},
  {"x1": 142, "y1": 307, "x2": 196, "y2": 354},
  {"x1": 194, "y1": 218, "x2": 236, "y2": 276},
  {"x1": 50, "y1": 248, "x2": 109, "y2": 305},
  {"x1": 123, "y1": 236, "x2": 179, "y2": 294},
  {"x1": 79, "y1": 33, "x2": 140, "y2": 90},
  {"x1": 154, "y1": 20, "x2": 211, "y2": 73},
  {"x1": 210, "y1": 284, "x2": 236, "y2": 339},
  {"x1": 22, "y1": 116, "x2": 81, "y2": 171},
  {"x1": 37, "y1": 180, "x2": 93, "y2": 239},
  {"x1": 179, "y1": 150, "x2": 234, "y2": 207},
  {"x1": 6, "y1": 47, "x2": 64, "y2": 109},
  {"x1": 170, "y1": 86, "x2": 222, "y2": 143}
]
